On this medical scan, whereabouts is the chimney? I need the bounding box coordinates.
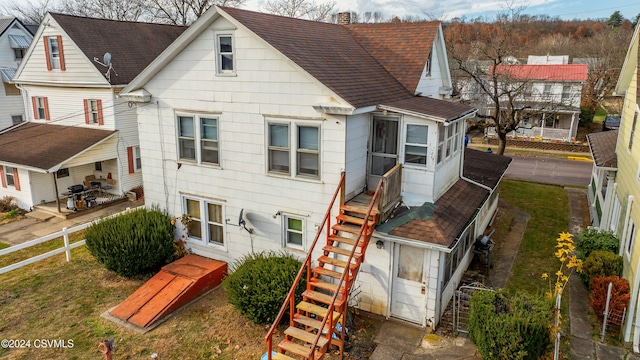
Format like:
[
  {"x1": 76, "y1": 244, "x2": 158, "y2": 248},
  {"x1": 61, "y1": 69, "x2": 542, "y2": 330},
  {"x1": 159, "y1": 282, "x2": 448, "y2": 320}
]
[{"x1": 338, "y1": 12, "x2": 351, "y2": 25}]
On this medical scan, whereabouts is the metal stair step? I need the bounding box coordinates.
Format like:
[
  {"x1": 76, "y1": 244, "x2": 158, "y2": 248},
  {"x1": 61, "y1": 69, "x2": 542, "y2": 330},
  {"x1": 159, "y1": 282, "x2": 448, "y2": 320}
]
[
  {"x1": 296, "y1": 301, "x2": 342, "y2": 321},
  {"x1": 302, "y1": 290, "x2": 345, "y2": 307},
  {"x1": 309, "y1": 278, "x2": 345, "y2": 293},
  {"x1": 337, "y1": 214, "x2": 375, "y2": 226},
  {"x1": 322, "y1": 245, "x2": 362, "y2": 259},
  {"x1": 277, "y1": 339, "x2": 322, "y2": 359},
  {"x1": 318, "y1": 255, "x2": 358, "y2": 270},
  {"x1": 328, "y1": 235, "x2": 366, "y2": 247},
  {"x1": 284, "y1": 327, "x2": 329, "y2": 348}
]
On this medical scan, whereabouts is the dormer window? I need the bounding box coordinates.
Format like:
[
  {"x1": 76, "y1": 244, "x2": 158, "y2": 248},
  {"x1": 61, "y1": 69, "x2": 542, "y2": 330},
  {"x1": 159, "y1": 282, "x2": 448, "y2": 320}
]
[
  {"x1": 216, "y1": 34, "x2": 234, "y2": 74},
  {"x1": 44, "y1": 35, "x2": 66, "y2": 71}
]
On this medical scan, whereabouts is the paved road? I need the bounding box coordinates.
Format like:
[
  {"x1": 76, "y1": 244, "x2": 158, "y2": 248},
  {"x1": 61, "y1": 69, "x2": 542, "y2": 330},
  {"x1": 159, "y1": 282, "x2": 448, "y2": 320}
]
[{"x1": 504, "y1": 156, "x2": 592, "y2": 186}]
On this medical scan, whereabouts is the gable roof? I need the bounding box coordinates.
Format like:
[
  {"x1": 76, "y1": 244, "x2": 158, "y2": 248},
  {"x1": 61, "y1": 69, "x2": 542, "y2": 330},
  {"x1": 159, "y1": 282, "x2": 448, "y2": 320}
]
[
  {"x1": 587, "y1": 130, "x2": 618, "y2": 169},
  {"x1": 49, "y1": 13, "x2": 186, "y2": 85},
  {"x1": 492, "y1": 64, "x2": 588, "y2": 82},
  {"x1": 346, "y1": 22, "x2": 439, "y2": 94},
  {"x1": 379, "y1": 150, "x2": 511, "y2": 247},
  {"x1": 220, "y1": 7, "x2": 412, "y2": 108},
  {"x1": 0, "y1": 123, "x2": 116, "y2": 172}
]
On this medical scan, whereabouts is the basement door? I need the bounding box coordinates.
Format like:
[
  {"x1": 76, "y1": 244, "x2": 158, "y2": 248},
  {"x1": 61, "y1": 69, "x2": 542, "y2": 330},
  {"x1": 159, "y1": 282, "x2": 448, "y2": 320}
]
[
  {"x1": 367, "y1": 117, "x2": 398, "y2": 191},
  {"x1": 391, "y1": 243, "x2": 427, "y2": 325}
]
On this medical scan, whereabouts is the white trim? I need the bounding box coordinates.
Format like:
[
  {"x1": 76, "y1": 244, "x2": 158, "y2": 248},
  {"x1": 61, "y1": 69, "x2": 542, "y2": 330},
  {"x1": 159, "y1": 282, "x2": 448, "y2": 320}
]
[
  {"x1": 282, "y1": 213, "x2": 305, "y2": 250},
  {"x1": 181, "y1": 194, "x2": 227, "y2": 251},
  {"x1": 621, "y1": 195, "x2": 634, "y2": 257},
  {"x1": 265, "y1": 117, "x2": 321, "y2": 181},
  {"x1": 214, "y1": 31, "x2": 236, "y2": 75},
  {"x1": 175, "y1": 112, "x2": 221, "y2": 167}
]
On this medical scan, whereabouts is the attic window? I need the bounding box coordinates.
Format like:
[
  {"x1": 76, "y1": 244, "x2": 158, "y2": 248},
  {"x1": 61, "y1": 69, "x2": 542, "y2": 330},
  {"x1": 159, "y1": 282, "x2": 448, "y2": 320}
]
[
  {"x1": 216, "y1": 34, "x2": 234, "y2": 74},
  {"x1": 48, "y1": 37, "x2": 61, "y2": 69},
  {"x1": 425, "y1": 51, "x2": 432, "y2": 77}
]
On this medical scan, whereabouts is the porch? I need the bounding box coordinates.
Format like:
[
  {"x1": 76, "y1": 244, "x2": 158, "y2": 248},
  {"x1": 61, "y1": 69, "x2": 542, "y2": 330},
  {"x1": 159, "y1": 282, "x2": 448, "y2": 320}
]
[
  {"x1": 344, "y1": 163, "x2": 402, "y2": 224},
  {"x1": 33, "y1": 192, "x2": 129, "y2": 220}
]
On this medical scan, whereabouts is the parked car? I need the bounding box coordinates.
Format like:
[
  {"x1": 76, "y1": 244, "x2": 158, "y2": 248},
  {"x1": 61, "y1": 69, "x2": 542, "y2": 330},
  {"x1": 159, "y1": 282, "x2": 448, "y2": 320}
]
[{"x1": 602, "y1": 114, "x2": 621, "y2": 131}]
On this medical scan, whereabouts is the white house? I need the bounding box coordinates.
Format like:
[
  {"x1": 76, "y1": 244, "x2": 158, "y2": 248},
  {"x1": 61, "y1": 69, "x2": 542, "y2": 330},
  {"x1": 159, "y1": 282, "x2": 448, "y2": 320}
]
[
  {"x1": 0, "y1": 13, "x2": 185, "y2": 212},
  {"x1": 0, "y1": 18, "x2": 33, "y2": 129},
  {"x1": 120, "y1": 6, "x2": 511, "y2": 357}
]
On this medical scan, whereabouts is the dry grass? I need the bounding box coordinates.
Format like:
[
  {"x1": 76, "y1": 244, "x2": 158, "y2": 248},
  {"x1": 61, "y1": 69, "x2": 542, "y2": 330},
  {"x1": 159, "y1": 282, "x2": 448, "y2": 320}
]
[{"x1": 0, "y1": 245, "x2": 380, "y2": 359}]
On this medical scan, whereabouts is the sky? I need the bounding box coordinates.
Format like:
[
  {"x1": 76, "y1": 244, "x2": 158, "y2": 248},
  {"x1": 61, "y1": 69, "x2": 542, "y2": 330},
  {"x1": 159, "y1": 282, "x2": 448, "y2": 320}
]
[{"x1": 1, "y1": 0, "x2": 639, "y2": 22}]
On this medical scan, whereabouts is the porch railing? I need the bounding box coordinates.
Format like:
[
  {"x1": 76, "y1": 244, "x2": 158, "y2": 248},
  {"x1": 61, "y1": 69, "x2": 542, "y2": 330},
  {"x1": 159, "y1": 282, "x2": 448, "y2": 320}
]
[
  {"x1": 0, "y1": 206, "x2": 142, "y2": 275},
  {"x1": 378, "y1": 163, "x2": 402, "y2": 223}
]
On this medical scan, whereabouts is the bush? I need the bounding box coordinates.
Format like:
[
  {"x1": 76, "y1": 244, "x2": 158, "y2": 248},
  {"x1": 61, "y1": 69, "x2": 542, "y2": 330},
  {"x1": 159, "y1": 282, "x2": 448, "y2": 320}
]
[
  {"x1": 590, "y1": 276, "x2": 630, "y2": 321},
  {"x1": 469, "y1": 290, "x2": 552, "y2": 360},
  {"x1": 580, "y1": 251, "x2": 623, "y2": 284},
  {"x1": 579, "y1": 107, "x2": 595, "y2": 127},
  {"x1": 0, "y1": 196, "x2": 16, "y2": 212},
  {"x1": 85, "y1": 206, "x2": 175, "y2": 278},
  {"x1": 223, "y1": 252, "x2": 305, "y2": 325},
  {"x1": 576, "y1": 228, "x2": 619, "y2": 260}
]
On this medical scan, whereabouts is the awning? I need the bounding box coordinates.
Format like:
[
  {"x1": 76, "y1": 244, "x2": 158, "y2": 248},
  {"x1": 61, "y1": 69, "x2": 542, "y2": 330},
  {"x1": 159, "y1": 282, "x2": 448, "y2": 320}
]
[
  {"x1": 8, "y1": 35, "x2": 30, "y2": 49},
  {"x1": 0, "y1": 68, "x2": 15, "y2": 83}
]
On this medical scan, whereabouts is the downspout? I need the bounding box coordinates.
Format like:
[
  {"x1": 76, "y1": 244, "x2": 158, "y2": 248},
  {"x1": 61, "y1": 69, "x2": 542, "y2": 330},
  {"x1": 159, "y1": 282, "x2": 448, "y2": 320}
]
[{"x1": 15, "y1": 83, "x2": 29, "y2": 121}]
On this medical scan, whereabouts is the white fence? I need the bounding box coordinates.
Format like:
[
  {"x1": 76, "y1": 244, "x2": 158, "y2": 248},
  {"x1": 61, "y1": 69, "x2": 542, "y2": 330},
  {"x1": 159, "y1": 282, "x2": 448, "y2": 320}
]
[{"x1": 0, "y1": 206, "x2": 143, "y2": 275}]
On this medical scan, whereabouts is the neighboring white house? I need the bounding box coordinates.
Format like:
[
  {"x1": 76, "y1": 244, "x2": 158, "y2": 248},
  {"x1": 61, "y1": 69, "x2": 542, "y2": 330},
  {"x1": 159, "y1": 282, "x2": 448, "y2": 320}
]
[
  {"x1": 121, "y1": 6, "x2": 511, "y2": 329},
  {"x1": 0, "y1": 18, "x2": 34, "y2": 129},
  {"x1": 0, "y1": 13, "x2": 185, "y2": 211}
]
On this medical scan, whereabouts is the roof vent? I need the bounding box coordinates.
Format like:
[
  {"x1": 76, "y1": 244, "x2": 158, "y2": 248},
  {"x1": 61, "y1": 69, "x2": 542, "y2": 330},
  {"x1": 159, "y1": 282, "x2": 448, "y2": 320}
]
[{"x1": 338, "y1": 12, "x2": 351, "y2": 25}]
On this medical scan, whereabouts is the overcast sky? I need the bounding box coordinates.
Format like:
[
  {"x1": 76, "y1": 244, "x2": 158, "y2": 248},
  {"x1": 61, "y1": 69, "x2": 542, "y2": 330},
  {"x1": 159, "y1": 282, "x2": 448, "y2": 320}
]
[{"x1": 1, "y1": 0, "x2": 639, "y2": 21}]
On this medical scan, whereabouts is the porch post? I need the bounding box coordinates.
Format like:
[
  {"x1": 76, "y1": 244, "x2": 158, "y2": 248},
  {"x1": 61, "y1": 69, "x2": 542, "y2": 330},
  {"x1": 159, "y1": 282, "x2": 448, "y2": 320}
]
[
  {"x1": 541, "y1": 113, "x2": 546, "y2": 138},
  {"x1": 52, "y1": 173, "x2": 61, "y2": 213},
  {"x1": 568, "y1": 112, "x2": 576, "y2": 141}
]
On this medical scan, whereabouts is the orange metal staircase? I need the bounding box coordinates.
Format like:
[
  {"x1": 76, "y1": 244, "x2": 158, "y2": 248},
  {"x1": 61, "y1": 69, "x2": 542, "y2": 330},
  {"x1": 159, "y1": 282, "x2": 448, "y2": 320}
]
[{"x1": 264, "y1": 173, "x2": 381, "y2": 360}]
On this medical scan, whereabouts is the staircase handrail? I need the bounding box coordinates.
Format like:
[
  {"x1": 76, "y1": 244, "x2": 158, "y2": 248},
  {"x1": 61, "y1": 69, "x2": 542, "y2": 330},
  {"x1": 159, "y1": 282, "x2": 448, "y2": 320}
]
[
  {"x1": 265, "y1": 172, "x2": 346, "y2": 355},
  {"x1": 306, "y1": 178, "x2": 383, "y2": 359}
]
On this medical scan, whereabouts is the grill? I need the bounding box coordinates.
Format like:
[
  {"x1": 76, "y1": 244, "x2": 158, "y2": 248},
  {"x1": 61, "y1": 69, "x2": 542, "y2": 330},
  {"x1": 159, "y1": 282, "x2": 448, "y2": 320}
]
[{"x1": 67, "y1": 184, "x2": 85, "y2": 193}]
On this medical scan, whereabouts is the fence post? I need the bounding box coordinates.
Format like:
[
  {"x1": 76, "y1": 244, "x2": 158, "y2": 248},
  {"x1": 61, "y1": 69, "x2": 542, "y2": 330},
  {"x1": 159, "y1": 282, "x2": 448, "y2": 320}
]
[
  {"x1": 63, "y1": 227, "x2": 71, "y2": 262},
  {"x1": 601, "y1": 282, "x2": 613, "y2": 342},
  {"x1": 554, "y1": 292, "x2": 562, "y2": 360}
]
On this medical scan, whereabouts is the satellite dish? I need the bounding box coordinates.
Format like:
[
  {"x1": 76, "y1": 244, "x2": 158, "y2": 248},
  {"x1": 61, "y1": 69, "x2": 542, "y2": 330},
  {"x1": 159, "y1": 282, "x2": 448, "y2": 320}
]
[
  {"x1": 237, "y1": 209, "x2": 253, "y2": 234},
  {"x1": 103, "y1": 52, "x2": 111, "y2": 66},
  {"x1": 93, "y1": 52, "x2": 118, "y2": 81}
]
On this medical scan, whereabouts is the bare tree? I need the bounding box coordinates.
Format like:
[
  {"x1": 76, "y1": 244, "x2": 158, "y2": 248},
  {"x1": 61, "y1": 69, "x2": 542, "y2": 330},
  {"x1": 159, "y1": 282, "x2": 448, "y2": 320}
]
[
  {"x1": 58, "y1": 0, "x2": 149, "y2": 22},
  {"x1": 1, "y1": 0, "x2": 53, "y2": 24},
  {"x1": 447, "y1": 9, "x2": 576, "y2": 155},
  {"x1": 148, "y1": 0, "x2": 246, "y2": 25},
  {"x1": 263, "y1": 0, "x2": 336, "y2": 22}
]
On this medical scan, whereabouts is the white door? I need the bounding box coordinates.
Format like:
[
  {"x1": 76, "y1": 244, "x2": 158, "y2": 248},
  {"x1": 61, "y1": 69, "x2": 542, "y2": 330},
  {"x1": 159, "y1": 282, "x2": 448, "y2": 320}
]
[
  {"x1": 367, "y1": 117, "x2": 399, "y2": 190},
  {"x1": 391, "y1": 243, "x2": 427, "y2": 324}
]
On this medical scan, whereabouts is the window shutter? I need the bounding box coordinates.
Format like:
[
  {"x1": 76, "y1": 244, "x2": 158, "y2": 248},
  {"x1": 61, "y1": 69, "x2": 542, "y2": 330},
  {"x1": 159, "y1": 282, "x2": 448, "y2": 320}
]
[
  {"x1": 12, "y1": 168, "x2": 20, "y2": 191},
  {"x1": 31, "y1": 96, "x2": 38, "y2": 119},
  {"x1": 83, "y1": 99, "x2": 89, "y2": 124},
  {"x1": 57, "y1": 35, "x2": 66, "y2": 71},
  {"x1": 0, "y1": 167, "x2": 5, "y2": 188},
  {"x1": 43, "y1": 97, "x2": 50, "y2": 120},
  {"x1": 97, "y1": 99, "x2": 104, "y2": 125},
  {"x1": 43, "y1": 36, "x2": 51, "y2": 70},
  {"x1": 127, "y1": 146, "x2": 134, "y2": 174}
]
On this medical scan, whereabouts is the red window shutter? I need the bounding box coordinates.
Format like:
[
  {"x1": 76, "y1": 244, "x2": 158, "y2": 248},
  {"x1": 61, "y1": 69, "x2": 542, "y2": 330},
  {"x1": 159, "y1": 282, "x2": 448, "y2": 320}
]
[
  {"x1": 97, "y1": 99, "x2": 104, "y2": 125},
  {"x1": 31, "y1": 96, "x2": 38, "y2": 119},
  {"x1": 57, "y1": 35, "x2": 66, "y2": 71},
  {"x1": 83, "y1": 99, "x2": 89, "y2": 124},
  {"x1": 12, "y1": 168, "x2": 20, "y2": 191},
  {"x1": 43, "y1": 36, "x2": 51, "y2": 70},
  {"x1": 43, "y1": 97, "x2": 50, "y2": 120},
  {"x1": 127, "y1": 147, "x2": 135, "y2": 174},
  {"x1": 0, "y1": 167, "x2": 5, "y2": 188}
]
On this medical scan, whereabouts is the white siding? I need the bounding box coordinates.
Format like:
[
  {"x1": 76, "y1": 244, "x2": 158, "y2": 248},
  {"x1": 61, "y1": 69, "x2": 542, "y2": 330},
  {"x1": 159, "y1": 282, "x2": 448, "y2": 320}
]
[
  {"x1": 137, "y1": 19, "x2": 350, "y2": 263},
  {"x1": 15, "y1": 20, "x2": 108, "y2": 86},
  {"x1": 0, "y1": 22, "x2": 32, "y2": 129},
  {"x1": 0, "y1": 168, "x2": 35, "y2": 209},
  {"x1": 433, "y1": 151, "x2": 462, "y2": 201},
  {"x1": 345, "y1": 113, "x2": 368, "y2": 198},
  {"x1": 0, "y1": 87, "x2": 24, "y2": 129},
  {"x1": 352, "y1": 240, "x2": 391, "y2": 316},
  {"x1": 31, "y1": 171, "x2": 56, "y2": 204},
  {"x1": 0, "y1": 22, "x2": 32, "y2": 68},
  {"x1": 399, "y1": 115, "x2": 439, "y2": 205},
  {"x1": 62, "y1": 137, "x2": 118, "y2": 167},
  {"x1": 113, "y1": 95, "x2": 143, "y2": 194}
]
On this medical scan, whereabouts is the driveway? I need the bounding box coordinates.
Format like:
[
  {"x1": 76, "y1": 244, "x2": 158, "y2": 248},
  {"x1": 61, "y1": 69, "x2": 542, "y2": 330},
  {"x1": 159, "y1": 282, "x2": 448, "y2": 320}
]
[{"x1": 505, "y1": 155, "x2": 592, "y2": 186}]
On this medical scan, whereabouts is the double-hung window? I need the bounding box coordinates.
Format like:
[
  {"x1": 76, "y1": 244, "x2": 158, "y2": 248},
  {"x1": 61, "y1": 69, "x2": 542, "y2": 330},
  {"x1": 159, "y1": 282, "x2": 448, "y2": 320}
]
[
  {"x1": 134, "y1": 146, "x2": 142, "y2": 171},
  {"x1": 183, "y1": 196, "x2": 225, "y2": 247},
  {"x1": 48, "y1": 37, "x2": 61, "y2": 69},
  {"x1": 630, "y1": 110, "x2": 638, "y2": 151},
  {"x1": 626, "y1": 219, "x2": 636, "y2": 259},
  {"x1": 267, "y1": 120, "x2": 320, "y2": 179},
  {"x1": 404, "y1": 124, "x2": 428, "y2": 166},
  {"x1": 177, "y1": 115, "x2": 220, "y2": 165},
  {"x1": 284, "y1": 215, "x2": 304, "y2": 248},
  {"x1": 84, "y1": 99, "x2": 103, "y2": 125},
  {"x1": 32, "y1": 96, "x2": 49, "y2": 120},
  {"x1": 436, "y1": 121, "x2": 462, "y2": 165},
  {"x1": 216, "y1": 34, "x2": 234, "y2": 74},
  {"x1": 5, "y1": 166, "x2": 15, "y2": 186}
]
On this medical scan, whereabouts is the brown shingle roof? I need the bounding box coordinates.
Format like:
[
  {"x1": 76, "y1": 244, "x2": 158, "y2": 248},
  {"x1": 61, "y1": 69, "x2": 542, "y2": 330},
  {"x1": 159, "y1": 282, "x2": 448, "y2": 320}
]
[
  {"x1": 388, "y1": 180, "x2": 488, "y2": 247},
  {"x1": 587, "y1": 130, "x2": 618, "y2": 168},
  {"x1": 220, "y1": 7, "x2": 413, "y2": 108},
  {"x1": 463, "y1": 149, "x2": 513, "y2": 189},
  {"x1": 346, "y1": 22, "x2": 439, "y2": 94},
  {"x1": 0, "y1": 123, "x2": 116, "y2": 171},
  {"x1": 380, "y1": 97, "x2": 475, "y2": 122},
  {"x1": 382, "y1": 150, "x2": 510, "y2": 247},
  {"x1": 50, "y1": 13, "x2": 186, "y2": 85}
]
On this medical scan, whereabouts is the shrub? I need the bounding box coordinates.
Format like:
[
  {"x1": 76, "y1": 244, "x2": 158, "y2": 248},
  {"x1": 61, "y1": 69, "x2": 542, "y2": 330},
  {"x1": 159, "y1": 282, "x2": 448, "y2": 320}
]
[
  {"x1": 580, "y1": 251, "x2": 623, "y2": 284},
  {"x1": 223, "y1": 252, "x2": 305, "y2": 325},
  {"x1": 590, "y1": 276, "x2": 630, "y2": 321},
  {"x1": 85, "y1": 206, "x2": 175, "y2": 278},
  {"x1": 0, "y1": 196, "x2": 16, "y2": 212},
  {"x1": 579, "y1": 107, "x2": 595, "y2": 127},
  {"x1": 469, "y1": 290, "x2": 552, "y2": 360},
  {"x1": 576, "y1": 228, "x2": 619, "y2": 260}
]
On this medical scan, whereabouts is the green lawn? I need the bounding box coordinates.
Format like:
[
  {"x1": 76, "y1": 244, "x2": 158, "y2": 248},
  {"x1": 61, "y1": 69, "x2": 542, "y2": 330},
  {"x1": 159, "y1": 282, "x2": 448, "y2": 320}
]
[
  {"x1": 500, "y1": 180, "x2": 571, "y2": 295},
  {"x1": 0, "y1": 242, "x2": 9, "y2": 250}
]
